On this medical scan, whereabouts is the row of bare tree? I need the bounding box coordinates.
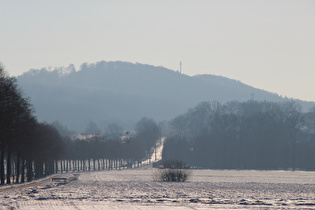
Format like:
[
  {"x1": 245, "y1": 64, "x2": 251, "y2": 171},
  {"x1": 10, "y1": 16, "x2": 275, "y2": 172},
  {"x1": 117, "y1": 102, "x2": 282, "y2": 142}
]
[{"x1": 60, "y1": 117, "x2": 161, "y2": 171}]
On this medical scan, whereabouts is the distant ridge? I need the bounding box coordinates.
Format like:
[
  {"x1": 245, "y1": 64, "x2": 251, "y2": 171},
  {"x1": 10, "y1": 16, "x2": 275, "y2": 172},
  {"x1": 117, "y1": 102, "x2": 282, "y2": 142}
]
[{"x1": 17, "y1": 61, "x2": 315, "y2": 132}]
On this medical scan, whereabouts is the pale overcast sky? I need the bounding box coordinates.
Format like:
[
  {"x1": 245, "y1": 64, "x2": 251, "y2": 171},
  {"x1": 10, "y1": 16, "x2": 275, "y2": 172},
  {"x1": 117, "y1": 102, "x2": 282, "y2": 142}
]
[{"x1": 1, "y1": 0, "x2": 315, "y2": 101}]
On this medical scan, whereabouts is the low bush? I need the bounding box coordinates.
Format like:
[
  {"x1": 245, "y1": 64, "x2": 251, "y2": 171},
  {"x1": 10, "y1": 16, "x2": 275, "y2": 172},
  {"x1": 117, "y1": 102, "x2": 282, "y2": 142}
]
[
  {"x1": 154, "y1": 160, "x2": 191, "y2": 182},
  {"x1": 156, "y1": 169, "x2": 190, "y2": 182}
]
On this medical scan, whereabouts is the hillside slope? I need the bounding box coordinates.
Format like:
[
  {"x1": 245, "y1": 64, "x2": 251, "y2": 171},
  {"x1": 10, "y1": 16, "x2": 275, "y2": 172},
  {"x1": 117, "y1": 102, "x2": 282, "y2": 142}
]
[{"x1": 17, "y1": 61, "x2": 314, "y2": 131}]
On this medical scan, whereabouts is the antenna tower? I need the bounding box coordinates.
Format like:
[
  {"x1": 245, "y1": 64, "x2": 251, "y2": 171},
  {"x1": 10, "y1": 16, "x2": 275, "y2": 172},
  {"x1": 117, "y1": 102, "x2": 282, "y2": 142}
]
[{"x1": 179, "y1": 62, "x2": 182, "y2": 74}]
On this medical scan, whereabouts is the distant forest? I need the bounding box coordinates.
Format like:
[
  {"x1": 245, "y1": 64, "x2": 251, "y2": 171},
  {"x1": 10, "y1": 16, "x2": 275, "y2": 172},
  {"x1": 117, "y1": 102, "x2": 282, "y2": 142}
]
[{"x1": 163, "y1": 101, "x2": 315, "y2": 170}]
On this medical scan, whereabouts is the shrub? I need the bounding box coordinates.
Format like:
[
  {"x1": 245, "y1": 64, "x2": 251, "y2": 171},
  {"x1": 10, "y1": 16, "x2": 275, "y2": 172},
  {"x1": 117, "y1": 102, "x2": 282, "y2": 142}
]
[{"x1": 154, "y1": 160, "x2": 191, "y2": 182}]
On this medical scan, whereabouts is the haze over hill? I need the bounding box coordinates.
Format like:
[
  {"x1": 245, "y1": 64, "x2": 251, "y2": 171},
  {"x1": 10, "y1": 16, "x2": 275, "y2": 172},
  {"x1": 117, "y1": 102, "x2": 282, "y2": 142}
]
[{"x1": 17, "y1": 61, "x2": 315, "y2": 132}]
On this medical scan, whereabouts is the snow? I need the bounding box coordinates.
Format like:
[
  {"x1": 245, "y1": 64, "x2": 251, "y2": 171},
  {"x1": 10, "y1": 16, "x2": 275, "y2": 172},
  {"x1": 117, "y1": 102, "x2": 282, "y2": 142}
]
[{"x1": 1, "y1": 167, "x2": 315, "y2": 209}]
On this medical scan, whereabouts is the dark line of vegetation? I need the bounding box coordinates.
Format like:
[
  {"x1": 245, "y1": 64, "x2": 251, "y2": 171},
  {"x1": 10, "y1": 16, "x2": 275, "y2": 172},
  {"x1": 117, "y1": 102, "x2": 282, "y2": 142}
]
[{"x1": 163, "y1": 101, "x2": 315, "y2": 171}]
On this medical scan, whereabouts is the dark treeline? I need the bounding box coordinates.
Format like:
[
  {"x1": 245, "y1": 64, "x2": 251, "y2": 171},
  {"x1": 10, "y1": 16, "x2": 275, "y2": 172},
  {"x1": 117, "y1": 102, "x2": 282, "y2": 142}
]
[
  {"x1": 163, "y1": 101, "x2": 315, "y2": 170},
  {"x1": 0, "y1": 64, "x2": 64, "y2": 184}
]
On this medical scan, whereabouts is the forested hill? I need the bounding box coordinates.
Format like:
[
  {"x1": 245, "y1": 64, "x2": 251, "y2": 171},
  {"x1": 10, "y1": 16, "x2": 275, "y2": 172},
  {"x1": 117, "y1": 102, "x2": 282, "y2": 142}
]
[{"x1": 17, "y1": 61, "x2": 314, "y2": 132}]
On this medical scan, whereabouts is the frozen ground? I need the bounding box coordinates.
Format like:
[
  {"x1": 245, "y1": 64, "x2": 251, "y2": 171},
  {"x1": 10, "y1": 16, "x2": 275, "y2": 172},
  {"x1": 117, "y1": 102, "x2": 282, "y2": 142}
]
[{"x1": 0, "y1": 167, "x2": 315, "y2": 209}]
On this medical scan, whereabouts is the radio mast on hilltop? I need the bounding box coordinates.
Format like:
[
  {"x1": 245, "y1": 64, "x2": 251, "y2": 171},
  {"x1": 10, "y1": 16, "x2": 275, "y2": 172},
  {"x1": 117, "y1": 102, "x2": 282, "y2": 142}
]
[{"x1": 179, "y1": 62, "x2": 182, "y2": 74}]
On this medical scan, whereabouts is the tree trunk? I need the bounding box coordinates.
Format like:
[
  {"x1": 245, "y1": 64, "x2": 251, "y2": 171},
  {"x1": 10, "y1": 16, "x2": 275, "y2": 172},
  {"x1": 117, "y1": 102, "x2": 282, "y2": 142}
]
[
  {"x1": 45, "y1": 162, "x2": 49, "y2": 175},
  {"x1": 21, "y1": 159, "x2": 25, "y2": 183},
  {"x1": 6, "y1": 151, "x2": 11, "y2": 184},
  {"x1": 51, "y1": 161, "x2": 55, "y2": 175},
  {"x1": 27, "y1": 160, "x2": 33, "y2": 182},
  {"x1": 16, "y1": 155, "x2": 20, "y2": 183},
  {"x1": 34, "y1": 161, "x2": 40, "y2": 179},
  {"x1": 55, "y1": 160, "x2": 58, "y2": 174},
  {"x1": 12, "y1": 160, "x2": 15, "y2": 183},
  {"x1": 0, "y1": 146, "x2": 5, "y2": 185},
  {"x1": 60, "y1": 160, "x2": 63, "y2": 173}
]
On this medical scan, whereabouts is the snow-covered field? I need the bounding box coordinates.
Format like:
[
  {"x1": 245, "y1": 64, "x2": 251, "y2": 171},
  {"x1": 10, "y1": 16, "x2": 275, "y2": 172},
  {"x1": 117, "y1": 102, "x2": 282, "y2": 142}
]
[{"x1": 1, "y1": 167, "x2": 315, "y2": 209}]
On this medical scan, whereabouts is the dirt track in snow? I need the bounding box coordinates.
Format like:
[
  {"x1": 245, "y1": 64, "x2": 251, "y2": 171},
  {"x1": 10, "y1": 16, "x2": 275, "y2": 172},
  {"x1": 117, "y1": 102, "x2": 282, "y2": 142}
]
[{"x1": 1, "y1": 167, "x2": 315, "y2": 209}]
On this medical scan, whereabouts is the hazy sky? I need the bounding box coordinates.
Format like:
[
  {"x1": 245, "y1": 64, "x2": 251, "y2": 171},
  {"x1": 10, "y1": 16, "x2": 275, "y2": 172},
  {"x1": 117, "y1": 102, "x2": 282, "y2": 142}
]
[{"x1": 1, "y1": 0, "x2": 315, "y2": 101}]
